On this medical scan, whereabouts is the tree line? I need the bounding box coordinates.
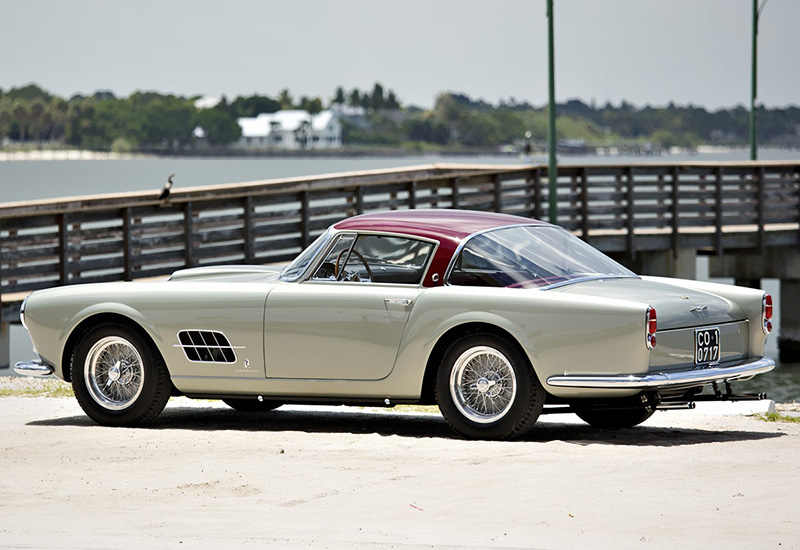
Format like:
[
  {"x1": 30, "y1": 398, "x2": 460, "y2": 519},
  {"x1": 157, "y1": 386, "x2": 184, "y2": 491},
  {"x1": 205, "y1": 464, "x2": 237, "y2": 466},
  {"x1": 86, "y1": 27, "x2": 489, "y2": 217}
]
[{"x1": 1, "y1": 82, "x2": 798, "y2": 152}]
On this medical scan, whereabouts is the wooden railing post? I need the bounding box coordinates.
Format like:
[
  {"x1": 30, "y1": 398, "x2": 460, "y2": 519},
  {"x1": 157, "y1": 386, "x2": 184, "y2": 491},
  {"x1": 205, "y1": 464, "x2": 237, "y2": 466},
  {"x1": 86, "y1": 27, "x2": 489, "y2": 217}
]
[
  {"x1": 123, "y1": 207, "x2": 133, "y2": 280},
  {"x1": 408, "y1": 181, "x2": 417, "y2": 209},
  {"x1": 452, "y1": 177, "x2": 461, "y2": 210},
  {"x1": 58, "y1": 213, "x2": 69, "y2": 285},
  {"x1": 183, "y1": 202, "x2": 194, "y2": 268},
  {"x1": 301, "y1": 191, "x2": 310, "y2": 248},
  {"x1": 670, "y1": 166, "x2": 679, "y2": 258},
  {"x1": 355, "y1": 186, "x2": 364, "y2": 215},
  {"x1": 243, "y1": 196, "x2": 254, "y2": 264},
  {"x1": 0, "y1": 321, "x2": 9, "y2": 369},
  {"x1": 756, "y1": 166, "x2": 765, "y2": 253},
  {"x1": 580, "y1": 167, "x2": 589, "y2": 241},
  {"x1": 532, "y1": 169, "x2": 542, "y2": 220},
  {"x1": 715, "y1": 167, "x2": 723, "y2": 256},
  {"x1": 493, "y1": 174, "x2": 502, "y2": 213},
  {"x1": 626, "y1": 167, "x2": 635, "y2": 258},
  {"x1": 796, "y1": 168, "x2": 800, "y2": 251}
]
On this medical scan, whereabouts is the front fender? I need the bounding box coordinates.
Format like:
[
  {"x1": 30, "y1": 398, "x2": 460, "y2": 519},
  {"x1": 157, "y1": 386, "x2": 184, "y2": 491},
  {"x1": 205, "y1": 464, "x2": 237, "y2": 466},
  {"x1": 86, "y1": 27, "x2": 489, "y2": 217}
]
[
  {"x1": 62, "y1": 302, "x2": 164, "y2": 345},
  {"x1": 27, "y1": 298, "x2": 163, "y2": 381}
]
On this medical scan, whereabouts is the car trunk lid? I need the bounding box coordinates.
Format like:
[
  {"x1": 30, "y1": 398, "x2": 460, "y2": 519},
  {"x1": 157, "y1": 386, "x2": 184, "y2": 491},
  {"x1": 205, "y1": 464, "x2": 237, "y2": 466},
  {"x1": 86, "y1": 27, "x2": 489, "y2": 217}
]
[{"x1": 551, "y1": 277, "x2": 746, "y2": 330}]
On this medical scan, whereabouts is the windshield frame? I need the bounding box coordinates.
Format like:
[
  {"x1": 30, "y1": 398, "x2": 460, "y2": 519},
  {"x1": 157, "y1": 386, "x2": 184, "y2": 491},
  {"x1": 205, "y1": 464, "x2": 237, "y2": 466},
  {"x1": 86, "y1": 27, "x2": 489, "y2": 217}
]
[
  {"x1": 444, "y1": 224, "x2": 638, "y2": 290},
  {"x1": 279, "y1": 230, "x2": 333, "y2": 282}
]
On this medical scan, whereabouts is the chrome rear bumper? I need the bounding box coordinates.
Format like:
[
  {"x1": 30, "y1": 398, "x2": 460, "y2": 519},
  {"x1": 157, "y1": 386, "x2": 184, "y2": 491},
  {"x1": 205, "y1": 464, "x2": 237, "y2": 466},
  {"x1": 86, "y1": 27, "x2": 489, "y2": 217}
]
[
  {"x1": 546, "y1": 356, "x2": 776, "y2": 389},
  {"x1": 14, "y1": 360, "x2": 54, "y2": 378}
]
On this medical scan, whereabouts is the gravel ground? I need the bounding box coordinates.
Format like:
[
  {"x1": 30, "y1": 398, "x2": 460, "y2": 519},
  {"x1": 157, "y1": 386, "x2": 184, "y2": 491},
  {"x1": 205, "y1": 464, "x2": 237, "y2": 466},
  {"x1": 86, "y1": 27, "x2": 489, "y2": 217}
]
[{"x1": 0, "y1": 378, "x2": 798, "y2": 550}]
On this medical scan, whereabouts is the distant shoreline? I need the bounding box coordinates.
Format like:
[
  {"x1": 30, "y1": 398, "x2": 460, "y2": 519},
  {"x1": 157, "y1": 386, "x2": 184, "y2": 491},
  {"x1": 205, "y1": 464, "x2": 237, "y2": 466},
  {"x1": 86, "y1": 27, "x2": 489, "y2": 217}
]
[
  {"x1": 0, "y1": 150, "x2": 151, "y2": 162},
  {"x1": 0, "y1": 145, "x2": 752, "y2": 163}
]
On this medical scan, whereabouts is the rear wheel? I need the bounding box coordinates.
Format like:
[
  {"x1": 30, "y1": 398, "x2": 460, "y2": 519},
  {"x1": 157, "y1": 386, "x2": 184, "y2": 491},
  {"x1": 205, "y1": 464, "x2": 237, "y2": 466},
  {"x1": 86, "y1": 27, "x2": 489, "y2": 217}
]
[
  {"x1": 435, "y1": 334, "x2": 544, "y2": 440},
  {"x1": 71, "y1": 324, "x2": 170, "y2": 426},
  {"x1": 222, "y1": 398, "x2": 282, "y2": 412},
  {"x1": 575, "y1": 406, "x2": 655, "y2": 429}
]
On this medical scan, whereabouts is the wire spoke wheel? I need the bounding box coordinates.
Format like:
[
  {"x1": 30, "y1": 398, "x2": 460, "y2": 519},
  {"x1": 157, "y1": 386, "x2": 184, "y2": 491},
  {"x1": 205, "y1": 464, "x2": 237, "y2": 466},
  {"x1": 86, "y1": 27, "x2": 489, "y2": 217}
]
[
  {"x1": 72, "y1": 323, "x2": 171, "y2": 426},
  {"x1": 85, "y1": 336, "x2": 145, "y2": 410},
  {"x1": 436, "y1": 335, "x2": 544, "y2": 440},
  {"x1": 450, "y1": 346, "x2": 517, "y2": 423}
]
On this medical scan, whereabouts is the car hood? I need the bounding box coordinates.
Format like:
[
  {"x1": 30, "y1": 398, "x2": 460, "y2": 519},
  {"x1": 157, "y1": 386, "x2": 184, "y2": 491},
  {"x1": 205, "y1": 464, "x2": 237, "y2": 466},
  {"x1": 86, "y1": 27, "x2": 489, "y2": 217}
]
[
  {"x1": 551, "y1": 277, "x2": 746, "y2": 330},
  {"x1": 169, "y1": 265, "x2": 282, "y2": 283}
]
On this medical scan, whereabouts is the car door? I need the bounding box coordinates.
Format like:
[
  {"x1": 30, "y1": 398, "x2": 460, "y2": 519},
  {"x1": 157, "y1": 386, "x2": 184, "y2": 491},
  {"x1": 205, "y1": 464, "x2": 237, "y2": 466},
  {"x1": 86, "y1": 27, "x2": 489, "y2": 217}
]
[{"x1": 263, "y1": 233, "x2": 434, "y2": 380}]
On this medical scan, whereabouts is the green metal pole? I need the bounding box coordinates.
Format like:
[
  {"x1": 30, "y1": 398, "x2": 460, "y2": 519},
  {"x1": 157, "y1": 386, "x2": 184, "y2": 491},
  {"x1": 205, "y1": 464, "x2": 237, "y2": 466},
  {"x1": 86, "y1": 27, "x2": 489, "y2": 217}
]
[
  {"x1": 547, "y1": 0, "x2": 557, "y2": 223},
  {"x1": 750, "y1": 0, "x2": 758, "y2": 161}
]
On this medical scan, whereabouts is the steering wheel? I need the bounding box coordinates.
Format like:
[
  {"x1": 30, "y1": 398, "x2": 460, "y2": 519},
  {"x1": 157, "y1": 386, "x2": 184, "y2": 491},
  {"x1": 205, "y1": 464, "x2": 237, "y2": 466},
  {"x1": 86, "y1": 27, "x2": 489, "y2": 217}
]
[
  {"x1": 314, "y1": 262, "x2": 337, "y2": 279},
  {"x1": 335, "y1": 249, "x2": 373, "y2": 281}
]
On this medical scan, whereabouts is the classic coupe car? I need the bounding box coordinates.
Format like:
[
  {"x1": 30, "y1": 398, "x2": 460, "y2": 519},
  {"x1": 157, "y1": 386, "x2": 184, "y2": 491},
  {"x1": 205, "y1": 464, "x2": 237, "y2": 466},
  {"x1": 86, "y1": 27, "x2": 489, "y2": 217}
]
[{"x1": 16, "y1": 209, "x2": 775, "y2": 439}]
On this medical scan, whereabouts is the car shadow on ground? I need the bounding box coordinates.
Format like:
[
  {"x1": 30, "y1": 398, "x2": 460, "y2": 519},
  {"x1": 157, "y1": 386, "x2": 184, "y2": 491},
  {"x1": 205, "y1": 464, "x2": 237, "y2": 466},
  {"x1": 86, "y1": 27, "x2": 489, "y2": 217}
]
[{"x1": 28, "y1": 405, "x2": 784, "y2": 447}]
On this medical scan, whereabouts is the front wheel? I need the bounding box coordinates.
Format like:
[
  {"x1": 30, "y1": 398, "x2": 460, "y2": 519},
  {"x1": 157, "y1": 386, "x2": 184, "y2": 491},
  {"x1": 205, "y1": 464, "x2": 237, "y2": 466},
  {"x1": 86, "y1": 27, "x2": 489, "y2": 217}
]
[
  {"x1": 435, "y1": 335, "x2": 544, "y2": 440},
  {"x1": 575, "y1": 406, "x2": 655, "y2": 429},
  {"x1": 71, "y1": 324, "x2": 171, "y2": 426}
]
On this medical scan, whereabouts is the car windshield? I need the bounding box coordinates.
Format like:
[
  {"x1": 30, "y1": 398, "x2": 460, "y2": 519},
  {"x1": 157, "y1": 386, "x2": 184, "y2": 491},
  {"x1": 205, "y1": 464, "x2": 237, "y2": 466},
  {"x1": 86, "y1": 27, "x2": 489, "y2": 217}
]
[
  {"x1": 448, "y1": 225, "x2": 637, "y2": 289},
  {"x1": 279, "y1": 231, "x2": 331, "y2": 281}
]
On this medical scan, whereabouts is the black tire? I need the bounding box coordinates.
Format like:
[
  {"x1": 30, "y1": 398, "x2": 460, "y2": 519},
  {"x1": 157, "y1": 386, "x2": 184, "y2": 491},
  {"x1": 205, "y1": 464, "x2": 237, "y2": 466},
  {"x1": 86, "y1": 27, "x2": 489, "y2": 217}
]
[
  {"x1": 222, "y1": 398, "x2": 282, "y2": 412},
  {"x1": 435, "y1": 334, "x2": 544, "y2": 440},
  {"x1": 575, "y1": 406, "x2": 655, "y2": 429},
  {"x1": 71, "y1": 324, "x2": 170, "y2": 426}
]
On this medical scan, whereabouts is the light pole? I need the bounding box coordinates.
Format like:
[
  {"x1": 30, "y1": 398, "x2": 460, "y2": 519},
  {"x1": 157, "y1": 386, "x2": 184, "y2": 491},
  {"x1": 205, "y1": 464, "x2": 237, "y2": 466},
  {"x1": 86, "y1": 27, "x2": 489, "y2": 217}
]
[
  {"x1": 546, "y1": 0, "x2": 557, "y2": 223},
  {"x1": 750, "y1": 0, "x2": 768, "y2": 161}
]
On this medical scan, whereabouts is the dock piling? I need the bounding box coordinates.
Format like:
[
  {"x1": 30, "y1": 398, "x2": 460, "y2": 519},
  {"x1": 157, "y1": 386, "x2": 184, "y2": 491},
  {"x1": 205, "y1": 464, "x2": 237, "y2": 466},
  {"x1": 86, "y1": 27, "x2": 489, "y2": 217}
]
[
  {"x1": 1, "y1": 322, "x2": 9, "y2": 370},
  {"x1": 778, "y1": 280, "x2": 800, "y2": 363}
]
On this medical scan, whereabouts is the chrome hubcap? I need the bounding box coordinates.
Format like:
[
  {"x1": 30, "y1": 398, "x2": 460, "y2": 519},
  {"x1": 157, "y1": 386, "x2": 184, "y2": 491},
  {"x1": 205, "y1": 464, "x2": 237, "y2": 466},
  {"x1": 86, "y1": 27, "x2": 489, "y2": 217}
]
[
  {"x1": 107, "y1": 362, "x2": 121, "y2": 382},
  {"x1": 84, "y1": 336, "x2": 145, "y2": 410},
  {"x1": 450, "y1": 346, "x2": 517, "y2": 424}
]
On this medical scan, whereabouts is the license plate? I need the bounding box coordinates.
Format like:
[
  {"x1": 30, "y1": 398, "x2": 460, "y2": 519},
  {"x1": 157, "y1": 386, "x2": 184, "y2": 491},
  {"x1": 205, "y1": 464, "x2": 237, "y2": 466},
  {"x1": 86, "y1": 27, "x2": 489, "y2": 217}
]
[{"x1": 695, "y1": 327, "x2": 720, "y2": 365}]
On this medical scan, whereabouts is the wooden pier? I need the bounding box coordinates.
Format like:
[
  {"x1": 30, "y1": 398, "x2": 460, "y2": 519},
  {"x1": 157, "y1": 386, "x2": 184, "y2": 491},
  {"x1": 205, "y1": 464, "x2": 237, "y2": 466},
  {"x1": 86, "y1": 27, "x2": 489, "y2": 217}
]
[{"x1": 2, "y1": 161, "x2": 799, "y2": 366}]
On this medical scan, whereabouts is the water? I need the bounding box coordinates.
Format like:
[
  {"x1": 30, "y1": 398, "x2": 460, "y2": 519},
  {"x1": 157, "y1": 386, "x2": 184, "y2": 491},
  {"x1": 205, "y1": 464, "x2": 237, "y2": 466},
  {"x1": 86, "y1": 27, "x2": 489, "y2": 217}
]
[
  {"x1": 1, "y1": 147, "x2": 797, "y2": 203},
  {"x1": 1, "y1": 149, "x2": 799, "y2": 401}
]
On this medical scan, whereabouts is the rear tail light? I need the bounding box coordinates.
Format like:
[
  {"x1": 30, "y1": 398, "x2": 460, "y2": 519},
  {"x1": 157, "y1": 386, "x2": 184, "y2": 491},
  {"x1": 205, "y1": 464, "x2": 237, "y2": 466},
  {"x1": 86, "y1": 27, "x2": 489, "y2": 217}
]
[
  {"x1": 762, "y1": 293, "x2": 773, "y2": 334},
  {"x1": 646, "y1": 306, "x2": 657, "y2": 349}
]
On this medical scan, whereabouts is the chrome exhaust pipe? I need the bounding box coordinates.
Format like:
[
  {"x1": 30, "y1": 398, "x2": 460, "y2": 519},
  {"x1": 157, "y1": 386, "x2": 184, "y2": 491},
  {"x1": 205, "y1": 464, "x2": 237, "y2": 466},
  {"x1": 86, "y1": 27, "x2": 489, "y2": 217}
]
[{"x1": 657, "y1": 402, "x2": 696, "y2": 410}]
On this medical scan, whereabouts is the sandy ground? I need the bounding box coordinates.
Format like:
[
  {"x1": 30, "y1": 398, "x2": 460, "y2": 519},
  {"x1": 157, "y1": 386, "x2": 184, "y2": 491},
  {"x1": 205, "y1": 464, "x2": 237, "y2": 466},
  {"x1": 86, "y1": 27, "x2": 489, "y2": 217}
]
[{"x1": 0, "y1": 381, "x2": 798, "y2": 550}]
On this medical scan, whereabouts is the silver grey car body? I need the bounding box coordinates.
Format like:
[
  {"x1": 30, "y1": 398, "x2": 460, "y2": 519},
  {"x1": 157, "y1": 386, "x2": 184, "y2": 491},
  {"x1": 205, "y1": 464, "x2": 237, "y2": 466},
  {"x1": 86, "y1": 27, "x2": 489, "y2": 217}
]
[{"x1": 17, "y1": 209, "x2": 775, "y2": 438}]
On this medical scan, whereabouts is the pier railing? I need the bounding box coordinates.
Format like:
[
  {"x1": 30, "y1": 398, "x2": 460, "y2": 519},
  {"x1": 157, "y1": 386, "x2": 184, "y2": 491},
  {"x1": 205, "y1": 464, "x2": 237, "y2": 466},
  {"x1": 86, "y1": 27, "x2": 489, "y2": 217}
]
[{"x1": 2, "y1": 161, "x2": 799, "y2": 322}]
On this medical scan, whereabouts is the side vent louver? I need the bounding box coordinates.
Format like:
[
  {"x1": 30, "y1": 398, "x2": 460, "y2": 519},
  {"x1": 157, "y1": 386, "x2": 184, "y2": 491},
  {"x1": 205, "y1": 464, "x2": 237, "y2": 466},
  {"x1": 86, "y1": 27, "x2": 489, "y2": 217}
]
[{"x1": 177, "y1": 330, "x2": 238, "y2": 363}]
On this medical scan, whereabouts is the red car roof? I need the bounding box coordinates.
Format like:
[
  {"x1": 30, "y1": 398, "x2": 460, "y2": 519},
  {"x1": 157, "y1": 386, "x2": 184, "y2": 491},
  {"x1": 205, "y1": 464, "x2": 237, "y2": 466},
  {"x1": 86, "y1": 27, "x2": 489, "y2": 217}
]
[
  {"x1": 333, "y1": 209, "x2": 548, "y2": 287},
  {"x1": 334, "y1": 209, "x2": 545, "y2": 242}
]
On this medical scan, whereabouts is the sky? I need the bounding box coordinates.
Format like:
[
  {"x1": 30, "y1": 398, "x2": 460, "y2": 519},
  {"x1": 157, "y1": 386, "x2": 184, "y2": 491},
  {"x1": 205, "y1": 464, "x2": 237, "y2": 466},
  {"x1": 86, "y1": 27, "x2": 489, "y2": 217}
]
[{"x1": 1, "y1": 0, "x2": 798, "y2": 110}]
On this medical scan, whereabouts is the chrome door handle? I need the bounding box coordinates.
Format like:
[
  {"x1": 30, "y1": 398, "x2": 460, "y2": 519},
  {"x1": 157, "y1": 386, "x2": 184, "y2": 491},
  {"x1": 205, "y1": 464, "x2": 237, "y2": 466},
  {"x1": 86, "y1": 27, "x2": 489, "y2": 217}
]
[{"x1": 384, "y1": 298, "x2": 413, "y2": 307}]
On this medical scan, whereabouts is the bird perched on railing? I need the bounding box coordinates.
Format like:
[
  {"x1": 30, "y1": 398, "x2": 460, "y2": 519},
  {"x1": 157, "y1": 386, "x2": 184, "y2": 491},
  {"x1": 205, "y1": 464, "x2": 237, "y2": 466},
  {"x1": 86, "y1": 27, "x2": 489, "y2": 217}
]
[{"x1": 159, "y1": 174, "x2": 175, "y2": 200}]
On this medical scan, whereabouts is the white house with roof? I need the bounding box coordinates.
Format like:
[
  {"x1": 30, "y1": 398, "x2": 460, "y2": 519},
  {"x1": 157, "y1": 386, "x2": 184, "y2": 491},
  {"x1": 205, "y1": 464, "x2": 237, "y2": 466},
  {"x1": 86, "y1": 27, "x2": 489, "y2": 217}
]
[{"x1": 236, "y1": 110, "x2": 341, "y2": 150}]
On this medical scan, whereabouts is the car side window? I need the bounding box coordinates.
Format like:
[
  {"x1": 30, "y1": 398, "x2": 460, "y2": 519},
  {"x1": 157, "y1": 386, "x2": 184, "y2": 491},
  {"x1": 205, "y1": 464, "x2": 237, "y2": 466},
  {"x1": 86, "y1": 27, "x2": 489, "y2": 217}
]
[{"x1": 343, "y1": 235, "x2": 433, "y2": 285}]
